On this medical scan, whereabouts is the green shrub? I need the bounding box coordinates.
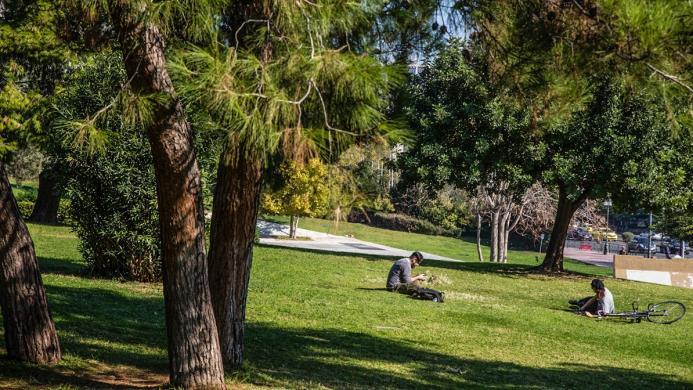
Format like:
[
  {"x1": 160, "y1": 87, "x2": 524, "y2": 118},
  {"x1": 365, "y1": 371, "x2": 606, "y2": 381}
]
[
  {"x1": 16, "y1": 200, "x2": 34, "y2": 219},
  {"x1": 57, "y1": 199, "x2": 73, "y2": 226},
  {"x1": 58, "y1": 54, "x2": 161, "y2": 282},
  {"x1": 353, "y1": 212, "x2": 458, "y2": 236},
  {"x1": 622, "y1": 232, "x2": 635, "y2": 243}
]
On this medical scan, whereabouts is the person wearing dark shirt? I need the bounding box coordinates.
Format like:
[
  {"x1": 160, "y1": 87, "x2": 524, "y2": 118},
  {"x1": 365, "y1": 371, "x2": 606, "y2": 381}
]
[{"x1": 386, "y1": 251, "x2": 426, "y2": 293}]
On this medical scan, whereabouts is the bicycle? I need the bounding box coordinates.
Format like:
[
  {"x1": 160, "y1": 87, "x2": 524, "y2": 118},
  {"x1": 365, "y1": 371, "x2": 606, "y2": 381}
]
[{"x1": 600, "y1": 301, "x2": 686, "y2": 324}]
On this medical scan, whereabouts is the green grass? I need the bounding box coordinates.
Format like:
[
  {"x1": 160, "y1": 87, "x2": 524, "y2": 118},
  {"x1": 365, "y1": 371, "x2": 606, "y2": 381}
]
[
  {"x1": 9, "y1": 179, "x2": 38, "y2": 202},
  {"x1": 1, "y1": 223, "x2": 691, "y2": 389},
  {"x1": 264, "y1": 215, "x2": 610, "y2": 276}
]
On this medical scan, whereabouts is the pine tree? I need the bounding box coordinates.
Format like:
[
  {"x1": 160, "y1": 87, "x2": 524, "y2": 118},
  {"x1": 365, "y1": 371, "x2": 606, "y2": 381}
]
[{"x1": 169, "y1": 1, "x2": 403, "y2": 366}]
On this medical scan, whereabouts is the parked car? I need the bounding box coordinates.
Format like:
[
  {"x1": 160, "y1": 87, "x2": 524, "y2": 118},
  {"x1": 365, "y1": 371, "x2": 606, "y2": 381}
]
[
  {"x1": 567, "y1": 227, "x2": 592, "y2": 241},
  {"x1": 590, "y1": 227, "x2": 618, "y2": 241},
  {"x1": 637, "y1": 232, "x2": 663, "y2": 241},
  {"x1": 668, "y1": 239, "x2": 691, "y2": 256},
  {"x1": 628, "y1": 237, "x2": 657, "y2": 254}
]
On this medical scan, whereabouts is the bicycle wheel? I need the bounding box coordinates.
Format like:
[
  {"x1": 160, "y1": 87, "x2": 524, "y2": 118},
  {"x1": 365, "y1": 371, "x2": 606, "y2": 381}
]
[{"x1": 647, "y1": 301, "x2": 686, "y2": 324}]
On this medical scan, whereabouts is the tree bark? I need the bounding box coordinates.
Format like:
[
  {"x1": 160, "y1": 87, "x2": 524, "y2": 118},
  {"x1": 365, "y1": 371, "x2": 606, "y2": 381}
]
[
  {"x1": 108, "y1": 2, "x2": 225, "y2": 387},
  {"x1": 208, "y1": 150, "x2": 263, "y2": 367},
  {"x1": 476, "y1": 212, "x2": 484, "y2": 262},
  {"x1": 29, "y1": 166, "x2": 61, "y2": 224},
  {"x1": 0, "y1": 161, "x2": 61, "y2": 364},
  {"x1": 541, "y1": 189, "x2": 586, "y2": 272},
  {"x1": 502, "y1": 214, "x2": 511, "y2": 263},
  {"x1": 289, "y1": 215, "x2": 300, "y2": 239},
  {"x1": 498, "y1": 212, "x2": 509, "y2": 263},
  {"x1": 490, "y1": 210, "x2": 499, "y2": 262}
]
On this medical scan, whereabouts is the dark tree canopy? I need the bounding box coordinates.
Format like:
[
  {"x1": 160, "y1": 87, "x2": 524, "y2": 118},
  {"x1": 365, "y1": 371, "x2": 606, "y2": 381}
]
[{"x1": 399, "y1": 40, "x2": 538, "y2": 198}]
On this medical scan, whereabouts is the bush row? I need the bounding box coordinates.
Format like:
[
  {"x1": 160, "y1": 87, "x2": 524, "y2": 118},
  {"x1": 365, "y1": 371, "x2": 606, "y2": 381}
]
[{"x1": 349, "y1": 211, "x2": 460, "y2": 237}]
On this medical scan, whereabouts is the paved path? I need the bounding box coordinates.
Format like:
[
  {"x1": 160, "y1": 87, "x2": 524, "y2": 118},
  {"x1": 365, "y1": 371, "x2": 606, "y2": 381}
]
[
  {"x1": 257, "y1": 220, "x2": 460, "y2": 262},
  {"x1": 563, "y1": 247, "x2": 613, "y2": 268}
]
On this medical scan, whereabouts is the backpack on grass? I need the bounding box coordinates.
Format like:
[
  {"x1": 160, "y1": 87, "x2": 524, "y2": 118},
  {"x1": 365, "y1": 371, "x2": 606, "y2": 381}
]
[{"x1": 411, "y1": 287, "x2": 445, "y2": 303}]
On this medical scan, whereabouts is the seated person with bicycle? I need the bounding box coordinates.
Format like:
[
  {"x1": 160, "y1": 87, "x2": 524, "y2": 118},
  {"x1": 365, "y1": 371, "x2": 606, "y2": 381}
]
[
  {"x1": 570, "y1": 279, "x2": 615, "y2": 316},
  {"x1": 386, "y1": 251, "x2": 426, "y2": 294}
]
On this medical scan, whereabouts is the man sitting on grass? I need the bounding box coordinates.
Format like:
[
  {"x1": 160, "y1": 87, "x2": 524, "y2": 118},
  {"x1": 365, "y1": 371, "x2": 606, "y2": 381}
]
[
  {"x1": 386, "y1": 251, "x2": 426, "y2": 294},
  {"x1": 570, "y1": 279, "x2": 615, "y2": 317}
]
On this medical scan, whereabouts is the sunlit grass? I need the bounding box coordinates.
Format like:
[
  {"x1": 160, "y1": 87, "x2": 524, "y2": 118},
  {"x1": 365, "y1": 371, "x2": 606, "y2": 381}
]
[
  {"x1": 264, "y1": 215, "x2": 610, "y2": 276},
  {"x1": 0, "y1": 223, "x2": 690, "y2": 389}
]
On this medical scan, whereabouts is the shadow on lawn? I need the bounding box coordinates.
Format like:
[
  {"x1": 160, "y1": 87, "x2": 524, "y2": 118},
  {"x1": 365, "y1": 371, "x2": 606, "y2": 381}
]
[
  {"x1": 259, "y1": 244, "x2": 602, "y2": 280},
  {"x1": 240, "y1": 323, "x2": 688, "y2": 389},
  {"x1": 0, "y1": 284, "x2": 168, "y2": 388},
  {"x1": 38, "y1": 255, "x2": 85, "y2": 276},
  {"x1": 0, "y1": 283, "x2": 687, "y2": 389}
]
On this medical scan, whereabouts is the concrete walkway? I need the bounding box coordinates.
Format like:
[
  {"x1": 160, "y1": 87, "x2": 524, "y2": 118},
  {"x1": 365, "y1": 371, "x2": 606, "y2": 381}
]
[
  {"x1": 257, "y1": 220, "x2": 460, "y2": 262},
  {"x1": 564, "y1": 247, "x2": 613, "y2": 268}
]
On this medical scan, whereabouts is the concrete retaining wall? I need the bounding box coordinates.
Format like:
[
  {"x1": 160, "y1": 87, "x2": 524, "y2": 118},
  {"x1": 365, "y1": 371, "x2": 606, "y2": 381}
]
[{"x1": 613, "y1": 255, "x2": 693, "y2": 289}]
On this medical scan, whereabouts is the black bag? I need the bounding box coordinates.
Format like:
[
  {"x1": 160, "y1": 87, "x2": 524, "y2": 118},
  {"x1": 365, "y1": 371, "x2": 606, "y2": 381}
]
[{"x1": 411, "y1": 287, "x2": 445, "y2": 303}]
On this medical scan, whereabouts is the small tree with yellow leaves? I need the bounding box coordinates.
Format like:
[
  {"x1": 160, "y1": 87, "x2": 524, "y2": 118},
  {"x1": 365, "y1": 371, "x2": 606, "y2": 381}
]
[{"x1": 263, "y1": 158, "x2": 329, "y2": 239}]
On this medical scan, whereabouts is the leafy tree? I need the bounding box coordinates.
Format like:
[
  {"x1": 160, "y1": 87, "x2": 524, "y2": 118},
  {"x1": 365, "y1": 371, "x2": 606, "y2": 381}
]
[
  {"x1": 262, "y1": 158, "x2": 329, "y2": 239},
  {"x1": 539, "y1": 79, "x2": 672, "y2": 271},
  {"x1": 53, "y1": 53, "x2": 160, "y2": 282},
  {"x1": 398, "y1": 40, "x2": 539, "y2": 261},
  {"x1": 457, "y1": 0, "x2": 692, "y2": 127},
  {"x1": 1, "y1": 1, "x2": 76, "y2": 224},
  {"x1": 0, "y1": 2, "x2": 62, "y2": 365}
]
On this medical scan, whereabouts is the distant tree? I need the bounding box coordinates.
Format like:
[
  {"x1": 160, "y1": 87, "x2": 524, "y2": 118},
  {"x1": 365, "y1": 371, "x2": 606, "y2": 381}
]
[
  {"x1": 538, "y1": 80, "x2": 673, "y2": 272},
  {"x1": 622, "y1": 232, "x2": 635, "y2": 245},
  {"x1": 398, "y1": 40, "x2": 539, "y2": 262},
  {"x1": 262, "y1": 158, "x2": 329, "y2": 239}
]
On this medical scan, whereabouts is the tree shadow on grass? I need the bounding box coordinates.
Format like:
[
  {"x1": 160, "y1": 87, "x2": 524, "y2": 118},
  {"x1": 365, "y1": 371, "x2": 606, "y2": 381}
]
[
  {"x1": 0, "y1": 284, "x2": 168, "y2": 388},
  {"x1": 258, "y1": 245, "x2": 603, "y2": 282},
  {"x1": 38, "y1": 255, "x2": 85, "y2": 276},
  {"x1": 0, "y1": 282, "x2": 688, "y2": 389},
  {"x1": 238, "y1": 323, "x2": 690, "y2": 389}
]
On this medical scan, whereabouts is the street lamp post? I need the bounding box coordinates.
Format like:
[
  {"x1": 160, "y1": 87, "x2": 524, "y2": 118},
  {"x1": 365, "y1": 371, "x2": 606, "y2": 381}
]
[
  {"x1": 603, "y1": 199, "x2": 612, "y2": 255},
  {"x1": 648, "y1": 211, "x2": 653, "y2": 259}
]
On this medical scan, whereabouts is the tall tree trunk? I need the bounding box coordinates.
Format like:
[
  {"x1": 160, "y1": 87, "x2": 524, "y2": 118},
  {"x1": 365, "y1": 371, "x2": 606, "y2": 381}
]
[
  {"x1": 0, "y1": 162, "x2": 61, "y2": 364},
  {"x1": 476, "y1": 212, "x2": 484, "y2": 262},
  {"x1": 108, "y1": 2, "x2": 224, "y2": 387},
  {"x1": 29, "y1": 166, "x2": 61, "y2": 224},
  {"x1": 541, "y1": 189, "x2": 585, "y2": 272},
  {"x1": 502, "y1": 215, "x2": 511, "y2": 263},
  {"x1": 498, "y1": 212, "x2": 509, "y2": 264},
  {"x1": 490, "y1": 210, "x2": 499, "y2": 262},
  {"x1": 208, "y1": 150, "x2": 263, "y2": 367}
]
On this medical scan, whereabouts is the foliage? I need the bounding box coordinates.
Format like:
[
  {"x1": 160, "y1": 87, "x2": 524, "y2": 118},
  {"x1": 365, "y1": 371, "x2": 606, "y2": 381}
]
[
  {"x1": 6, "y1": 145, "x2": 44, "y2": 182},
  {"x1": 540, "y1": 79, "x2": 671, "y2": 207},
  {"x1": 16, "y1": 200, "x2": 34, "y2": 218},
  {"x1": 0, "y1": 65, "x2": 42, "y2": 157},
  {"x1": 262, "y1": 158, "x2": 329, "y2": 220},
  {"x1": 350, "y1": 211, "x2": 455, "y2": 237},
  {"x1": 54, "y1": 53, "x2": 161, "y2": 281},
  {"x1": 393, "y1": 183, "x2": 471, "y2": 233},
  {"x1": 168, "y1": 1, "x2": 406, "y2": 168},
  {"x1": 457, "y1": 0, "x2": 692, "y2": 129},
  {"x1": 622, "y1": 232, "x2": 635, "y2": 244},
  {"x1": 398, "y1": 40, "x2": 539, "y2": 199}
]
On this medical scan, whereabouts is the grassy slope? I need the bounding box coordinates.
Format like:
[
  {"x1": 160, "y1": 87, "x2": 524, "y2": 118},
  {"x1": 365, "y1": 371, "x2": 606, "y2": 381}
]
[
  {"x1": 265, "y1": 215, "x2": 610, "y2": 276},
  {"x1": 0, "y1": 224, "x2": 691, "y2": 389}
]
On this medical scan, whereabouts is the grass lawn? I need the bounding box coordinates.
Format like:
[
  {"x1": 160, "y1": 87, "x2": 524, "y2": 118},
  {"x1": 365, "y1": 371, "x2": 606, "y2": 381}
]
[
  {"x1": 0, "y1": 223, "x2": 691, "y2": 389},
  {"x1": 264, "y1": 215, "x2": 610, "y2": 276}
]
